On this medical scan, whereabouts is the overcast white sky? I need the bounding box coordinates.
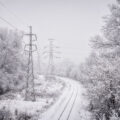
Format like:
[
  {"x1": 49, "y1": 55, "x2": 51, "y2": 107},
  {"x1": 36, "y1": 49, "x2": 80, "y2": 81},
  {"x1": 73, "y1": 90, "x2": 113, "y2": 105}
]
[{"x1": 0, "y1": 0, "x2": 115, "y2": 64}]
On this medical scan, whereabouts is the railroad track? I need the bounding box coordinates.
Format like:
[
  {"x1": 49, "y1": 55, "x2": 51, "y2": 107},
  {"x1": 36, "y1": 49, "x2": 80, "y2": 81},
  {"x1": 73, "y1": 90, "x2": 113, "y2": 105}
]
[
  {"x1": 40, "y1": 81, "x2": 79, "y2": 120},
  {"x1": 57, "y1": 86, "x2": 78, "y2": 120}
]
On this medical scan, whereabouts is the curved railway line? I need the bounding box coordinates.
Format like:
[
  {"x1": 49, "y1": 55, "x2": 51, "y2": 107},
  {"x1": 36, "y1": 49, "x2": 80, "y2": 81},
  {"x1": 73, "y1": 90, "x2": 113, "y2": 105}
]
[
  {"x1": 66, "y1": 87, "x2": 78, "y2": 120},
  {"x1": 58, "y1": 87, "x2": 74, "y2": 120},
  {"x1": 40, "y1": 79, "x2": 79, "y2": 120},
  {"x1": 57, "y1": 86, "x2": 78, "y2": 120}
]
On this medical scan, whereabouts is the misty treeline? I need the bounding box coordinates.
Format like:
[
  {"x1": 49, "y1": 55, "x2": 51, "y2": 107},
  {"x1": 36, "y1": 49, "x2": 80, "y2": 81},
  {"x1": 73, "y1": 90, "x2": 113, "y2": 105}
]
[
  {"x1": 85, "y1": 0, "x2": 120, "y2": 119},
  {"x1": 0, "y1": 28, "x2": 27, "y2": 95}
]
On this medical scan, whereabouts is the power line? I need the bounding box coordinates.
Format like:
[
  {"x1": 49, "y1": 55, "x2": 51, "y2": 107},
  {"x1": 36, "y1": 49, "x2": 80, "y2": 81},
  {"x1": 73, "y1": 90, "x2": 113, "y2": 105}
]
[
  {"x1": 0, "y1": 16, "x2": 17, "y2": 29},
  {"x1": 0, "y1": 16, "x2": 27, "y2": 32},
  {"x1": 0, "y1": 16, "x2": 25, "y2": 32},
  {"x1": 0, "y1": 1, "x2": 28, "y2": 26},
  {"x1": 0, "y1": 1, "x2": 29, "y2": 32}
]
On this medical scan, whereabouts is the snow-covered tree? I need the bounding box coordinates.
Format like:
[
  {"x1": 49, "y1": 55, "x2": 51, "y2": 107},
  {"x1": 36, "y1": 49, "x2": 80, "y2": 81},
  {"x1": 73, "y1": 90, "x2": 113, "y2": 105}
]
[
  {"x1": 0, "y1": 28, "x2": 26, "y2": 94},
  {"x1": 78, "y1": 0, "x2": 120, "y2": 119}
]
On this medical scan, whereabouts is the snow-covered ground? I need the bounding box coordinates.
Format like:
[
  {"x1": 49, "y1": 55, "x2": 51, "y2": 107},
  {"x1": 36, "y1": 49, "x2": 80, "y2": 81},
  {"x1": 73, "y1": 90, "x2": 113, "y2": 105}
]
[
  {"x1": 0, "y1": 76, "x2": 91, "y2": 120},
  {"x1": 40, "y1": 77, "x2": 91, "y2": 120},
  {"x1": 0, "y1": 75, "x2": 65, "y2": 119}
]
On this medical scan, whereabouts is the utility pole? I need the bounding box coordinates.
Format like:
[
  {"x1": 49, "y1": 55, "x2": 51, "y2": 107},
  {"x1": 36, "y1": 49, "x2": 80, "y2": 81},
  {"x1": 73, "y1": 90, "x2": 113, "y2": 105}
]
[
  {"x1": 24, "y1": 26, "x2": 37, "y2": 101},
  {"x1": 43, "y1": 39, "x2": 60, "y2": 80}
]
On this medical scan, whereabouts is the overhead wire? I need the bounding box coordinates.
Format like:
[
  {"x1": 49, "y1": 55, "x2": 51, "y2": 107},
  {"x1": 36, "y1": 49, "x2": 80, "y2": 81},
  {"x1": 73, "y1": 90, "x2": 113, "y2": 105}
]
[
  {"x1": 0, "y1": 16, "x2": 17, "y2": 29},
  {"x1": 0, "y1": 1, "x2": 28, "y2": 27}
]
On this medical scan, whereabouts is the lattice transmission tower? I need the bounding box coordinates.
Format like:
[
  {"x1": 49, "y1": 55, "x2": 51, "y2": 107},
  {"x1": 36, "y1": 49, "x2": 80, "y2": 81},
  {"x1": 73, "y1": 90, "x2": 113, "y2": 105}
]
[
  {"x1": 24, "y1": 26, "x2": 37, "y2": 101},
  {"x1": 43, "y1": 39, "x2": 60, "y2": 79}
]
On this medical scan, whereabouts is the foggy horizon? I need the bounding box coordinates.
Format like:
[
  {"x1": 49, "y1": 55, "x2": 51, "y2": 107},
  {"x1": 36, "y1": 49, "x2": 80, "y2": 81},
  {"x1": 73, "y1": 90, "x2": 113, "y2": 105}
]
[{"x1": 0, "y1": 0, "x2": 114, "y2": 64}]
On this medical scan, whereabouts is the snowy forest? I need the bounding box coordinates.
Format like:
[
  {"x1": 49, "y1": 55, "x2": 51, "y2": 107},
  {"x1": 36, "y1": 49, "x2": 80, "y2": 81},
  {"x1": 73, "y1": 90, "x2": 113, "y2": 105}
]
[{"x1": 0, "y1": 0, "x2": 120, "y2": 120}]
